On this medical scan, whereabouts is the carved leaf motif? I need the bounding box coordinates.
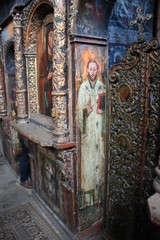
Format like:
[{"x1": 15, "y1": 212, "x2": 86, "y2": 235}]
[{"x1": 106, "y1": 39, "x2": 160, "y2": 239}]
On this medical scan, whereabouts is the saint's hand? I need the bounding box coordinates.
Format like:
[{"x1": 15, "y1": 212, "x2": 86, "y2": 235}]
[
  {"x1": 87, "y1": 98, "x2": 93, "y2": 116},
  {"x1": 96, "y1": 108, "x2": 103, "y2": 115}
]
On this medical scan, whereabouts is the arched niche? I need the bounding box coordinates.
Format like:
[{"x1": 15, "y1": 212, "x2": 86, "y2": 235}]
[
  {"x1": 23, "y1": 0, "x2": 54, "y2": 116},
  {"x1": 4, "y1": 41, "x2": 16, "y2": 115}
]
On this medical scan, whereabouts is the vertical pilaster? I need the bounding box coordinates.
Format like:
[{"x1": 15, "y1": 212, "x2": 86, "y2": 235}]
[
  {"x1": 13, "y1": 12, "x2": 28, "y2": 123},
  {"x1": 0, "y1": 28, "x2": 7, "y2": 117},
  {"x1": 52, "y1": 0, "x2": 69, "y2": 143}
]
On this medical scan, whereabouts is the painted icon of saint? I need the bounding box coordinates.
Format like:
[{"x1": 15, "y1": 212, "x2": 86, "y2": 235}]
[
  {"x1": 39, "y1": 23, "x2": 54, "y2": 116},
  {"x1": 78, "y1": 59, "x2": 105, "y2": 209}
]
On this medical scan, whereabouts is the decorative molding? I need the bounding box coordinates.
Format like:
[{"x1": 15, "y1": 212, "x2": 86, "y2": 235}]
[
  {"x1": 23, "y1": 0, "x2": 53, "y2": 51},
  {"x1": 23, "y1": 0, "x2": 69, "y2": 144},
  {"x1": 25, "y1": 54, "x2": 38, "y2": 114},
  {"x1": 52, "y1": 0, "x2": 69, "y2": 143},
  {"x1": 13, "y1": 12, "x2": 28, "y2": 122},
  {"x1": 0, "y1": 28, "x2": 7, "y2": 117},
  {"x1": 106, "y1": 38, "x2": 160, "y2": 239},
  {"x1": 3, "y1": 38, "x2": 14, "y2": 60}
]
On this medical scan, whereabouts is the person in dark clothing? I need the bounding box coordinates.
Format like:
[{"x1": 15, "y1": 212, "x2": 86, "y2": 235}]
[{"x1": 18, "y1": 136, "x2": 33, "y2": 189}]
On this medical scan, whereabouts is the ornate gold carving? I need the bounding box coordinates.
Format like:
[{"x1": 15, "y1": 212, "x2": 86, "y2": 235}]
[
  {"x1": 13, "y1": 12, "x2": 28, "y2": 122},
  {"x1": 26, "y1": 12, "x2": 42, "y2": 53},
  {"x1": 52, "y1": 0, "x2": 69, "y2": 143},
  {"x1": 52, "y1": 93, "x2": 68, "y2": 133},
  {"x1": 25, "y1": 55, "x2": 38, "y2": 113},
  {"x1": 23, "y1": 2, "x2": 47, "y2": 117},
  {"x1": 53, "y1": 6, "x2": 66, "y2": 89},
  {"x1": 43, "y1": 13, "x2": 53, "y2": 26},
  {"x1": 23, "y1": 0, "x2": 53, "y2": 52},
  {"x1": 23, "y1": 0, "x2": 69, "y2": 143}
]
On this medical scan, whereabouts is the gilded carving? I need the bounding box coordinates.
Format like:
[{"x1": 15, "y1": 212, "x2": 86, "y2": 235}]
[
  {"x1": 53, "y1": 5, "x2": 66, "y2": 89},
  {"x1": 52, "y1": 94, "x2": 68, "y2": 131},
  {"x1": 52, "y1": 0, "x2": 69, "y2": 142},
  {"x1": 25, "y1": 12, "x2": 42, "y2": 53},
  {"x1": 23, "y1": 0, "x2": 69, "y2": 143},
  {"x1": 23, "y1": 1, "x2": 53, "y2": 116},
  {"x1": 23, "y1": 0, "x2": 52, "y2": 52},
  {"x1": 25, "y1": 56, "x2": 38, "y2": 113},
  {"x1": 13, "y1": 12, "x2": 27, "y2": 121}
]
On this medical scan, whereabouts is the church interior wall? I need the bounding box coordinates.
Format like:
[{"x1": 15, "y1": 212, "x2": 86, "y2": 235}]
[
  {"x1": 0, "y1": 0, "x2": 160, "y2": 239},
  {"x1": 108, "y1": 0, "x2": 156, "y2": 67}
]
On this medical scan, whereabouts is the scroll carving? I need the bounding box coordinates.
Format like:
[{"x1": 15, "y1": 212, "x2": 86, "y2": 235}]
[
  {"x1": 25, "y1": 56, "x2": 38, "y2": 113},
  {"x1": 23, "y1": 0, "x2": 69, "y2": 144},
  {"x1": 106, "y1": 39, "x2": 160, "y2": 239},
  {"x1": 23, "y1": 4, "x2": 42, "y2": 114},
  {"x1": 23, "y1": 1, "x2": 53, "y2": 115},
  {"x1": 24, "y1": 12, "x2": 42, "y2": 53},
  {"x1": 13, "y1": 12, "x2": 27, "y2": 122},
  {"x1": 144, "y1": 39, "x2": 160, "y2": 198},
  {"x1": 52, "y1": 0, "x2": 69, "y2": 143}
]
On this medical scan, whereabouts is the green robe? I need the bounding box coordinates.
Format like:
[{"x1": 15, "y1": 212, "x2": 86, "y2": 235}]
[{"x1": 78, "y1": 77, "x2": 105, "y2": 208}]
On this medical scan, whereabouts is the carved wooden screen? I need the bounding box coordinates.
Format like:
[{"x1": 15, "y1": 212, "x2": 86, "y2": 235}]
[{"x1": 105, "y1": 38, "x2": 160, "y2": 240}]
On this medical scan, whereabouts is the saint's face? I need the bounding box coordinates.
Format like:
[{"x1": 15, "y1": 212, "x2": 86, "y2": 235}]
[
  {"x1": 48, "y1": 31, "x2": 54, "y2": 50},
  {"x1": 87, "y1": 62, "x2": 98, "y2": 81}
]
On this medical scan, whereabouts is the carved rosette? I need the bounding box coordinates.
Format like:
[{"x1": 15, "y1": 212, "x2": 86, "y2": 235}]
[
  {"x1": 13, "y1": 12, "x2": 27, "y2": 122},
  {"x1": 52, "y1": 1, "x2": 69, "y2": 143}
]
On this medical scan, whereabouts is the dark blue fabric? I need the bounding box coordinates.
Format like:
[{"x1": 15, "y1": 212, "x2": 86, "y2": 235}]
[{"x1": 18, "y1": 139, "x2": 31, "y2": 182}]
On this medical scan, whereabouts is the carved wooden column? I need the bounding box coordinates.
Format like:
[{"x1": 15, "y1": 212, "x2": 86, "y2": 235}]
[
  {"x1": 0, "y1": 28, "x2": 7, "y2": 117},
  {"x1": 52, "y1": 0, "x2": 69, "y2": 144},
  {"x1": 13, "y1": 12, "x2": 28, "y2": 123}
]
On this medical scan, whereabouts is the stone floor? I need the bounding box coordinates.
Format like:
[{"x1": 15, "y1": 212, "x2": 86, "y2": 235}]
[{"x1": 0, "y1": 151, "x2": 103, "y2": 240}]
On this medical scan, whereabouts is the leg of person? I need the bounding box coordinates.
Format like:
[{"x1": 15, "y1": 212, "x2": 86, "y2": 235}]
[{"x1": 19, "y1": 152, "x2": 33, "y2": 189}]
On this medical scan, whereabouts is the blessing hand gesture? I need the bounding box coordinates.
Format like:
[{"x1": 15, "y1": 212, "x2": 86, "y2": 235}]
[{"x1": 87, "y1": 97, "x2": 93, "y2": 116}]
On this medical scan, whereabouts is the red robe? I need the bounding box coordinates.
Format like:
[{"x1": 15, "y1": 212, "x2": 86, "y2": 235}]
[{"x1": 39, "y1": 50, "x2": 52, "y2": 116}]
